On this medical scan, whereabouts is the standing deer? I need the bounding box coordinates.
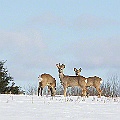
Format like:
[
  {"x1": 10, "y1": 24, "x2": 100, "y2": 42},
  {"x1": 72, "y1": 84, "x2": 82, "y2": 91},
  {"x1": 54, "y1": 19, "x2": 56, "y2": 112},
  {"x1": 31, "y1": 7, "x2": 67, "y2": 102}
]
[
  {"x1": 38, "y1": 73, "x2": 56, "y2": 96},
  {"x1": 74, "y1": 68, "x2": 103, "y2": 98},
  {"x1": 56, "y1": 63, "x2": 87, "y2": 97}
]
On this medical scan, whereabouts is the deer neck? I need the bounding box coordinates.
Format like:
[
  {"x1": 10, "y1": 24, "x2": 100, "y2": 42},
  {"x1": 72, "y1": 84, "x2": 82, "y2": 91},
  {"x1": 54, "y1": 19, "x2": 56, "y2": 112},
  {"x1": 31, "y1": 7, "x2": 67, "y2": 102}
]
[{"x1": 59, "y1": 72, "x2": 65, "y2": 82}]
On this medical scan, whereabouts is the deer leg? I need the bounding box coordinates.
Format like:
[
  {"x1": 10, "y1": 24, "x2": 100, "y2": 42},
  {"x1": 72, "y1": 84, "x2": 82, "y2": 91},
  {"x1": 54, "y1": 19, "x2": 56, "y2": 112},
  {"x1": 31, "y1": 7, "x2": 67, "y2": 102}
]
[
  {"x1": 63, "y1": 86, "x2": 67, "y2": 97},
  {"x1": 48, "y1": 86, "x2": 51, "y2": 95},
  {"x1": 86, "y1": 92, "x2": 89, "y2": 98},
  {"x1": 86, "y1": 87, "x2": 89, "y2": 97},
  {"x1": 82, "y1": 88, "x2": 87, "y2": 97},
  {"x1": 96, "y1": 87, "x2": 102, "y2": 98},
  {"x1": 51, "y1": 87, "x2": 56, "y2": 96},
  {"x1": 40, "y1": 87, "x2": 43, "y2": 96},
  {"x1": 50, "y1": 87, "x2": 53, "y2": 96},
  {"x1": 38, "y1": 82, "x2": 43, "y2": 96},
  {"x1": 38, "y1": 87, "x2": 40, "y2": 96},
  {"x1": 81, "y1": 89, "x2": 83, "y2": 97},
  {"x1": 51, "y1": 82, "x2": 56, "y2": 96},
  {"x1": 49, "y1": 83, "x2": 56, "y2": 96},
  {"x1": 38, "y1": 81, "x2": 42, "y2": 96}
]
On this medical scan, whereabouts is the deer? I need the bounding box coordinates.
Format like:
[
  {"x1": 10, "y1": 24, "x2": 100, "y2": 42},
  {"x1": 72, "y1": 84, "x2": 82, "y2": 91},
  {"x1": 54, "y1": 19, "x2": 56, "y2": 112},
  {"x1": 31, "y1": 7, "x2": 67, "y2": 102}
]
[
  {"x1": 38, "y1": 73, "x2": 56, "y2": 96},
  {"x1": 56, "y1": 63, "x2": 87, "y2": 97},
  {"x1": 74, "y1": 68, "x2": 82, "y2": 76},
  {"x1": 74, "y1": 68, "x2": 103, "y2": 98}
]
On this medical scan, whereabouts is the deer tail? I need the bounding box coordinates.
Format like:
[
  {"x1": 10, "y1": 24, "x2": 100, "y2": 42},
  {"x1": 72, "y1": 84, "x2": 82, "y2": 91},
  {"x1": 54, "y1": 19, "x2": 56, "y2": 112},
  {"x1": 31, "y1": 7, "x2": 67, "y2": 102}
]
[{"x1": 85, "y1": 79, "x2": 87, "y2": 83}]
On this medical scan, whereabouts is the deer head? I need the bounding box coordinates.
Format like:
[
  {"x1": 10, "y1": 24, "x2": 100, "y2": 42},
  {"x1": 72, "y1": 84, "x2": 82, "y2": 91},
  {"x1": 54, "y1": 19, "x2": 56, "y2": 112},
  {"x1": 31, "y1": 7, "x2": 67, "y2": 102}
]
[
  {"x1": 56, "y1": 63, "x2": 65, "y2": 74},
  {"x1": 74, "y1": 68, "x2": 82, "y2": 76}
]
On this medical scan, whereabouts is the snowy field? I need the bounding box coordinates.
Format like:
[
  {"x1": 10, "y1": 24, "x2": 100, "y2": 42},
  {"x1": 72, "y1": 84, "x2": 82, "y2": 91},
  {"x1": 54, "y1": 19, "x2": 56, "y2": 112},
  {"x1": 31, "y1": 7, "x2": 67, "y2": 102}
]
[{"x1": 0, "y1": 94, "x2": 120, "y2": 120}]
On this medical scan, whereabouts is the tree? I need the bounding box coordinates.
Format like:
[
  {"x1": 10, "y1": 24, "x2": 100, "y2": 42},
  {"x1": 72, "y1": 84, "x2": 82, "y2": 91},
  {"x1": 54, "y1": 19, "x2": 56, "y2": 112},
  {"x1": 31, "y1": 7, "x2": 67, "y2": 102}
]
[
  {"x1": 10, "y1": 86, "x2": 21, "y2": 94},
  {"x1": 110, "y1": 75, "x2": 119, "y2": 96},
  {"x1": 25, "y1": 84, "x2": 37, "y2": 95},
  {"x1": 0, "y1": 60, "x2": 22, "y2": 94},
  {"x1": 0, "y1": 60, "x2": 13, "y2": 93},
  {"x1": 101, "y1": 74, "x2": 120, "y2": 97}
]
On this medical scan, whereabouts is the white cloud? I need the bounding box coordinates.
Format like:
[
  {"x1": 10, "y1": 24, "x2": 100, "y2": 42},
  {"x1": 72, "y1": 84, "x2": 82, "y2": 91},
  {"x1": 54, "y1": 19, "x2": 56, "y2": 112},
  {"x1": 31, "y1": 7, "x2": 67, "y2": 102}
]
[
  {"x1": 63, "y1": 37, "x2": 120, "y2": 69},
  {"x1": 74, "y1": 14, "x2": 120, "y2": 30},
  {"x1": 0, "y1": 30, "x2": 58, "y2": 85},
  {"x1": 30, "y1": 12, "x2": 67, "y2": 27}
]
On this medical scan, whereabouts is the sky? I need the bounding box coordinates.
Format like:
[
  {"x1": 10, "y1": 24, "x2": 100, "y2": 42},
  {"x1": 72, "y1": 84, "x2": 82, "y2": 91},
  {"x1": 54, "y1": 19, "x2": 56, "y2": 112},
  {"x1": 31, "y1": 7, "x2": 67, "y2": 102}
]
[{"x1": 0, "y1": 0, "x2": 120, "y2": 88}]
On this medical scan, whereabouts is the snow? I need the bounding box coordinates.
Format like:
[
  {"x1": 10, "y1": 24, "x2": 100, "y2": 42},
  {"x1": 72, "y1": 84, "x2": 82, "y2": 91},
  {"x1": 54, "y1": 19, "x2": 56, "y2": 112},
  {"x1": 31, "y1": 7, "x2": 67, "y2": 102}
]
[{"x1": 0, "y1": 94, "x2": 120, "y2": 120}]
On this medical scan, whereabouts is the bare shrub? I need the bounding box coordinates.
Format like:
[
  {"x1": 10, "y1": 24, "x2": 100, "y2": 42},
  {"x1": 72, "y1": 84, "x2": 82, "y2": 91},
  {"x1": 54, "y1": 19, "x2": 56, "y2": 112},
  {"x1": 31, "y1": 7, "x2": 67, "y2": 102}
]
[
  {"x1": 101, "y1": 74, "x2": 120, "y2": 97},
  {"x1": 25, "y1": 84, "x2": 37, "y2": 95}
]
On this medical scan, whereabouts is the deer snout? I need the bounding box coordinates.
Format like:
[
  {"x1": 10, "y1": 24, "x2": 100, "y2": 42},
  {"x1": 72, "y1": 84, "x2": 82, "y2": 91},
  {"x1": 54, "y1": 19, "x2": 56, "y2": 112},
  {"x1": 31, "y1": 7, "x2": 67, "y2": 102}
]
[
  {"x1": 58, "y1": 68, "x2": 62, "y2": 73},
  {"x1": 76, "y1": 72, "x2": 79, "y2": 76},
  {"x1": 38, "y1": 77, "x2": 43, "y2": 82},
  {"x1": 54, "y1": 86, "x2": 56, "y2": 90}
]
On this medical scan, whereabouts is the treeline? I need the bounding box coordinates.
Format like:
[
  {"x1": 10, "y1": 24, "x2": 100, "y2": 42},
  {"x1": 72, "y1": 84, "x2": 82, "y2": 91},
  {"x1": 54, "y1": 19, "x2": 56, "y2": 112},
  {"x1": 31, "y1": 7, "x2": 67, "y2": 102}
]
[
  {"x1": 0, "y1": 60, "x2": 24, "y2": 94},
  {"x1": 101, "y1": 75, "x2": 120, "y2": 97}
]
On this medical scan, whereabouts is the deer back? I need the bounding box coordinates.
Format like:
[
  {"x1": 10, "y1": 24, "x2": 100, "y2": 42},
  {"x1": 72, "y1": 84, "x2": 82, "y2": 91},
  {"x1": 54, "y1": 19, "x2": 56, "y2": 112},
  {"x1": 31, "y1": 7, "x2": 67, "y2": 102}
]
[
  {"x1": 62, "y1": 75, "x2": 86, "y2": 88},
  {"x1": 40, "y1": 74, "x2": 56, "y2": 86},
  {"x1": 86, "y1": 76, "x2": 102, "y2": 87},
  {"x1": 62, "y1": 76, "x2": 79, "y2": 86}
]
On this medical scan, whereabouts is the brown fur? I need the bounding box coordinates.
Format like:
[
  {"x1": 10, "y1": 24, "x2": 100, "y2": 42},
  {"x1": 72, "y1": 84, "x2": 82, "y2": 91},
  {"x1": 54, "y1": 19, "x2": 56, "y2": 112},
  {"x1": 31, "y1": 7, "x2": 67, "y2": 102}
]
[
  {"x1": 38, "y1": 73, "x2": 56, "y2": 96},
  {"x1": 74, "y1": 68, "x2": 103, "y2": 97},
  {"x1": 56, "y1": 63, "x2": 87, "y2": 97}
]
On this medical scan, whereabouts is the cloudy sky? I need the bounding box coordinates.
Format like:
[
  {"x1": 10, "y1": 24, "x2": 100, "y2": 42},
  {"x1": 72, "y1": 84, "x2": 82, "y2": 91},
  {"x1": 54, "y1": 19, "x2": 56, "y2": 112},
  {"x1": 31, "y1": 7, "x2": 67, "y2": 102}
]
[{"x1": 0, "y1": 0, "x2": 120, "y2": 88}]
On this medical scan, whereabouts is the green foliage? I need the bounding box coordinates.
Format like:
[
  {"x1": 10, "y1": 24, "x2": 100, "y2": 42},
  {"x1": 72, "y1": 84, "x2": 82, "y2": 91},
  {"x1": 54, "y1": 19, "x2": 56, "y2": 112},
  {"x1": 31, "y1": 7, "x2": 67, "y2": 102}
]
[
  {"x1": 0, "y1": 60, "x2": 13, "y2": 93},
  {"x1": 0, "y1": 60, "x2": 23, "y2": 94},
  {"x1": 10, "y1": 86, "x2": 20, "y2": 94}
]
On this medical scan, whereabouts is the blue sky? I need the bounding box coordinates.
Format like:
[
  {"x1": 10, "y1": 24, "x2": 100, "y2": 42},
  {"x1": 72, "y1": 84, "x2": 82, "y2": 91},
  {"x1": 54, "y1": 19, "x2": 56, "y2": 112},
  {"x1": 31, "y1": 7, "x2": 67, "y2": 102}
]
[{"x1": 0, "y1": 0, "x2": 120, "y2": 88}]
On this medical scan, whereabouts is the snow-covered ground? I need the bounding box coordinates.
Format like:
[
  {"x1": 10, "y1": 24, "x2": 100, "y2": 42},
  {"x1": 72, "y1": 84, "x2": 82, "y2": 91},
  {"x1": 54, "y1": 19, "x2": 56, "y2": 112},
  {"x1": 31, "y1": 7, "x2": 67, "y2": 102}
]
[{"x1": 0, "y1": 94, "x2": 120, "y2": 120}]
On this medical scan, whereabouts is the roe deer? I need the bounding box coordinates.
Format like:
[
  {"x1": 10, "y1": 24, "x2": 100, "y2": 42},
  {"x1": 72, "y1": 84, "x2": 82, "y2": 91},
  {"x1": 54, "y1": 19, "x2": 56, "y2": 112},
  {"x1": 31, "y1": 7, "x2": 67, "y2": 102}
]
[
  {"x1": 74, "y1": 68, "x2": 82, "y2": 76},
  {"x1": 74, "y1": 68, "x2": 103, "y2": 98},
  {"x1": 38, "y1": 73, "x2": 56, "y2": 96},
  {"x1": 56, "y1": 63, "x2": 87, "y2": 97}
]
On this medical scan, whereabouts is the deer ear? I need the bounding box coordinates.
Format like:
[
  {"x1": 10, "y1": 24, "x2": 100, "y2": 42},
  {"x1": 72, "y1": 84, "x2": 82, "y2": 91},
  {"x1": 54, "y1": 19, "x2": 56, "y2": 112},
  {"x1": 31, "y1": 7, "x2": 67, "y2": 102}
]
[
  {"x1": 56, "y1": 64, "x2": 59, "y2": 68},
  {"x1": 74, "y1": 68, "x2": 77, "y2": 71},
  {"x1": 79, "y1": 68, "x2": 82, "y2": 71},
  {"x1": 62, "y1": 64, "x2": 65, "y2": 68}
]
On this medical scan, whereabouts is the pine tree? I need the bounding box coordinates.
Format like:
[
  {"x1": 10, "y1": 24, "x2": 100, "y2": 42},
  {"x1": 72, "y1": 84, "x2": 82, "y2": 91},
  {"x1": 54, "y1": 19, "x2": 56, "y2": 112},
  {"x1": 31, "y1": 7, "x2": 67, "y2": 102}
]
[
  {"x1": 0, "y1": 60, "x2": 23, "y2": 94},
  {"x1": 0, "y1": 60, "x2": 14, "y2": 93}
]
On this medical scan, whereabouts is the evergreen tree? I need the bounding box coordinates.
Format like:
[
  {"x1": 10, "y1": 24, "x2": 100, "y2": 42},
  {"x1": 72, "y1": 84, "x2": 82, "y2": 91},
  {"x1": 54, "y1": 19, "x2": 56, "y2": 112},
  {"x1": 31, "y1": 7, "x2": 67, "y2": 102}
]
[
  {"x1": 0, "y1": 60, "x2": 23, "y2": 94},
  {"x1": 0, "y1": 60, "x2": 13, "y2": 93}
]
